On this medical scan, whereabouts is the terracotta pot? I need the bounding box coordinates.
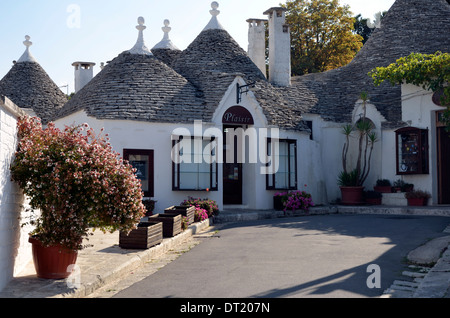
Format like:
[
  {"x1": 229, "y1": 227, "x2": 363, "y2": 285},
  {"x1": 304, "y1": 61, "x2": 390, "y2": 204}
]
[
  {"x1": 29, "y1": 237, "x2": 78, "y2": 279},
  {"x1": 407, "y1": 197, "x2": 428, "y2": 206},
  {"x1": 374, "y1": 186, "x2": 392, "y2": 193},
  {"x1": 340, "y1": 186, "x2": 365, "y2": 205}
]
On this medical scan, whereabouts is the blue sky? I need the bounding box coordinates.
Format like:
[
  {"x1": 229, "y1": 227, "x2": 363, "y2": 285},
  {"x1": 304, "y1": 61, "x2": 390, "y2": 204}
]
[{"x1": 0, "y1": 0, "x2": 395, "y2": 94}]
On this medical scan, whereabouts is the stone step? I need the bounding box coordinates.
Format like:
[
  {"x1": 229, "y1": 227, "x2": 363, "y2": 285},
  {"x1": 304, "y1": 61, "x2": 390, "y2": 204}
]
[
  {"x1": 392, "y1": 280, "x2": 420, "y2": 288},
  {"x1": 402, "y1": 270, "x2": 427, "y2": 278}
]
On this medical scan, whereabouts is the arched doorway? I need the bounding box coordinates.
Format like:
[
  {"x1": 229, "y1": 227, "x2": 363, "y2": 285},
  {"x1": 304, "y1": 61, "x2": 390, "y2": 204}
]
[{"x1": 222, "y1": 106, "x2": 254, "y2": 205}]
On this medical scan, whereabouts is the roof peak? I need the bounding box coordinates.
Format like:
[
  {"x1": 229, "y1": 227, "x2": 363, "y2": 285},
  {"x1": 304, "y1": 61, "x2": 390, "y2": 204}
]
[
  {"x1": 17, "y1": 35, "x2": 37, "y2": 63},
  {"x1": 129, "y1": 17, "x2": 153, "y2": 55},
  {"x1": 203, "y1": 2, "x2": 225, "y2": 31},
  {"x1": 152, "y1": 19, "x2": 180, "y2": 50}
]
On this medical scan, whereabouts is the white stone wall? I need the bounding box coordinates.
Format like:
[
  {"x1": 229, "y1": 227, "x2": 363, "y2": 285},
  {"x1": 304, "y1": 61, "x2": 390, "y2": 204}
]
[
  {"x1": 54, "y1": 77, "x2": 328, "y2": 211},
  {"x1": 381, "y1": 84, "x2": 444, "y2": 204},
  {"x1": 0, "y1": 97, "x2": 33, "y2": 292}
]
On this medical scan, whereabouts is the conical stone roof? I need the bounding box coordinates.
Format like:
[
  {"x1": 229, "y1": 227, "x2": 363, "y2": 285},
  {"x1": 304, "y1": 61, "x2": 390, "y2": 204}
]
[
  {"x1": 0, "y1": 36, "x2": 67, "y2": 124},
  {"x1": 55, "y1": 51, "x2": 206, "y2": 123},
  {"x1": 285, "y1": 0, "x2": 450, "y2": 127}
]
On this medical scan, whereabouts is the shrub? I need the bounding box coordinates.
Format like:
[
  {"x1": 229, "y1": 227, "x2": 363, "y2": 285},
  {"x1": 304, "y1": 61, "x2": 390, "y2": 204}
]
[
  {"x1": 181, "y1": 197, "x2": 219, "y2": 217},
  {"x1": 283, "y1": 191, "x2": 314, "y2": 212},
  {"x1": 194, "y1": 207, "x2": 209, "y2": 222},
  {"x1": 405, "y1": 190, "x2": 431, "y2": 199},
  {"x1": 10, "y1": 116, "x2": 145, "y2": 251}
]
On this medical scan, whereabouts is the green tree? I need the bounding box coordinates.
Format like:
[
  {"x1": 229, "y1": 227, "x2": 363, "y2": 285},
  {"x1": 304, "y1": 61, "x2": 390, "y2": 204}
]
[
  {"x1": 282, "y1": 0, "x2": 363, "y2": 76},
  {"x1": 369, "y1": 52, "x2": 450, "y2": 128}
]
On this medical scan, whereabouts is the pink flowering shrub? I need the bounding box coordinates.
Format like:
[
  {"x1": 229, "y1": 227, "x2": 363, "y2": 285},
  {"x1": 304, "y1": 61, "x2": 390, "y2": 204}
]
[
  {"x1": 10, "y1": 117, "x2": 145, "y2": 251},
  {"x1": 194, "y1": 207, "x2": 209, "y2": 222},
  {"x1": 283, "y1": 191, "x2": 314, "y2": 213},
  {"x1": 181, "y1": 197, "x2": 219, "y2": 217}
]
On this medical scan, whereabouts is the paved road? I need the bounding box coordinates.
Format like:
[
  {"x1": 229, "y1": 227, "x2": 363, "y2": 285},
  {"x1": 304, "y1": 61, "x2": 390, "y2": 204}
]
[{"x1": 112, "y1": 214, "x2": 448, "y2": 298}]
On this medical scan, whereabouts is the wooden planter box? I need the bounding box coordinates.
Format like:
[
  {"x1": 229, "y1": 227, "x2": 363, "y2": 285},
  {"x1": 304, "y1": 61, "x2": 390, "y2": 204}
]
[
  {"x1": 119, "y1": 221, "x2": 163, "y2": 249},
  {"x1": 149, "y1": 214, "x2": 182, "y2": 237},
  {"x1": 164, "y1": 205, "x2": 195, "y2": 224}
]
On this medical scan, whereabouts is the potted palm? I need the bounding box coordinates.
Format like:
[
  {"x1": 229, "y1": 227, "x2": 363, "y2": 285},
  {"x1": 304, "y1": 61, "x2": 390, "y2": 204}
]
[
  {"x1": 10, "y1": 117, "x2": 146, "y2": 279},
  {"x1": 339, "y1": 92, "x2": 378, "y2": 205}
]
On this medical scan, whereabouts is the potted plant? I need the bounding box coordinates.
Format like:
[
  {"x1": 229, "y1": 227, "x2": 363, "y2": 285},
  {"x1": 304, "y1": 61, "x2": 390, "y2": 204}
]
[
  {"x1": 393, "y1": 179, "x2": 406, "y2": 192},
  {"x1": 283, "y1": 190, "x2": 315, "y2": 214},
  {"x1": 142, "y1": 198, "x2": 157, "y2": 217},
  {"x1": 402, "y1": 182, "x2": 414, "y2": 193},
  {"x1": 339, "y1": 92, "x2": 378, "y2": 205},
  {"x1": 273, "y1": 192, "x2": 288, "y2": 211},
  {"x1": 10, "y1": 117, "x2": 145, "y2": 279},
  {"x1": 374, "y1": 179, "x2": 392, "y2": 193},
  {"x1": 364, "y1": 191, "x2": 382, "y2": 205},
  {"x1": 405, "y1": 190, "x2": 431, "y2": 206}
]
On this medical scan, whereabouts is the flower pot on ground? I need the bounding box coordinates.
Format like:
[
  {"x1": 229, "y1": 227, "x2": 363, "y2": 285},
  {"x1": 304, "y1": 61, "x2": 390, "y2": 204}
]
[
  {"x1": 273, "y1": 192, "x2": 288, "y2": 211},
  {"x1": 28, "y1": 236, "x2": 78, "y2": 279},
  {"x1": 339, "y1": 93, "x2": 378, "y2": 206},
  {"x1": 142, "y1": 199, "x2": 157, "y2": 217},
  {"x1": 10, "y1": 117, "x2": 146, "y2": 279},
  {"x1": 340, "y1": 186, "x2": 365, "y2": 205},
  {"x1": 374, "y1": 179, "x2": 392, "y2": 193},
  {"x1": 283, "y1": 190, "x2": 315, "y2": 214},
  {"x1": 337, "y1": 170, "x2": 365, "y2": 205},
  {"x1": 364, "y1": 191, "x2": 382, "y2": 205},
  {"x1": 405, "y1": 190, "x2": 431, "y2": 206}
]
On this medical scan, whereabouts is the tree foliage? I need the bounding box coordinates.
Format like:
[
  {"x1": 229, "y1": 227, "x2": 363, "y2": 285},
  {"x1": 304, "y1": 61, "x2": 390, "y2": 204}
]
[
  {"x1": 369, "y1": 52, "x2": 450, "y2": 127},
  {"x1": 282, "y1": 0, "x2": 363, "y2": 76}
]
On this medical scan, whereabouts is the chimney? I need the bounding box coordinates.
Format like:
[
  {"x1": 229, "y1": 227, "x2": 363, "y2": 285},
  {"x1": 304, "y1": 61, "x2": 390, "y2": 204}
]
[
  {"x1": 263, "y1": 7, "x2": 291, "y2": 87},
  {"x1": 72, "y1": 61, "x2": 95, "y2": 93},
  {"x1": 247, "y1": 18, "x2": 267, "y2": 78}
]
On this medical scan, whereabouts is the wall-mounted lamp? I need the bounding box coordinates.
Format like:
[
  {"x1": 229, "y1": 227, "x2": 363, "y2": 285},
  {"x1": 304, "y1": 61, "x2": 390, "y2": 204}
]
[{"x1": 236, "y1": 82, "x2": 256, "y2": 104}]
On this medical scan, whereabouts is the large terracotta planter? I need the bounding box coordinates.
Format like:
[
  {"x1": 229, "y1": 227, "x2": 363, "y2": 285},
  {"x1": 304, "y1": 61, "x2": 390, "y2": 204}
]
[
  {"x1": 407, "y1": 197, "x2": 428, "y2": 206},
  {"x1": 340, "y1": 186, "x2": 365, "y2": 205},
  {"x1": 28, "y1": 237, "x2": 78, "y2": 279}
]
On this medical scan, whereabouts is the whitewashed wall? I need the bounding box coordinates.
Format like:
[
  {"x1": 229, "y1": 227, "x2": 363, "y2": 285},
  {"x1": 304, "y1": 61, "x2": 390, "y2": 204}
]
[
  {"x1": 0, "y1": 97, "x2": 34, "y2": 292},
  {"x1": 381, "y1": 84, "x2": 444, "y2": 204},
  {"x1": 54, "y1": 77, "x2": 328, "y2": 211}
]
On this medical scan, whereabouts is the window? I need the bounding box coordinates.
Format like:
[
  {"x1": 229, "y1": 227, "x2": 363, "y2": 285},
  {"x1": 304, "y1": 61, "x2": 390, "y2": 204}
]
[
  {"x1": 266, "y1": 139, "x2": 297, "y2": 190},
  {"x1": 172, "y1": 136, "x2": 218, "y2": 191},
  {"x1": 395, "y1": 127, "x2": 429, "y2": 175},
  {"x1": 123, "y1": 149, "x2": 154, "y2": 197}
]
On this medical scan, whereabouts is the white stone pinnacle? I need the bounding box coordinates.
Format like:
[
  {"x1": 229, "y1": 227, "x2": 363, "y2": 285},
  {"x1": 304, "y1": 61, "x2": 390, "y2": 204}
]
[
  {"x1": 203, "y1": 1, "x2": 225, "y2": 31},
  {"x1": 17, "y1": 35, "x2": 37, "y2": 63},
  {"x1": 152, "y1": 19, "x2": 180, "y2": 50},
  {"x1": 129, "y1": 17, "x2": 153, "y2": 55}
]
